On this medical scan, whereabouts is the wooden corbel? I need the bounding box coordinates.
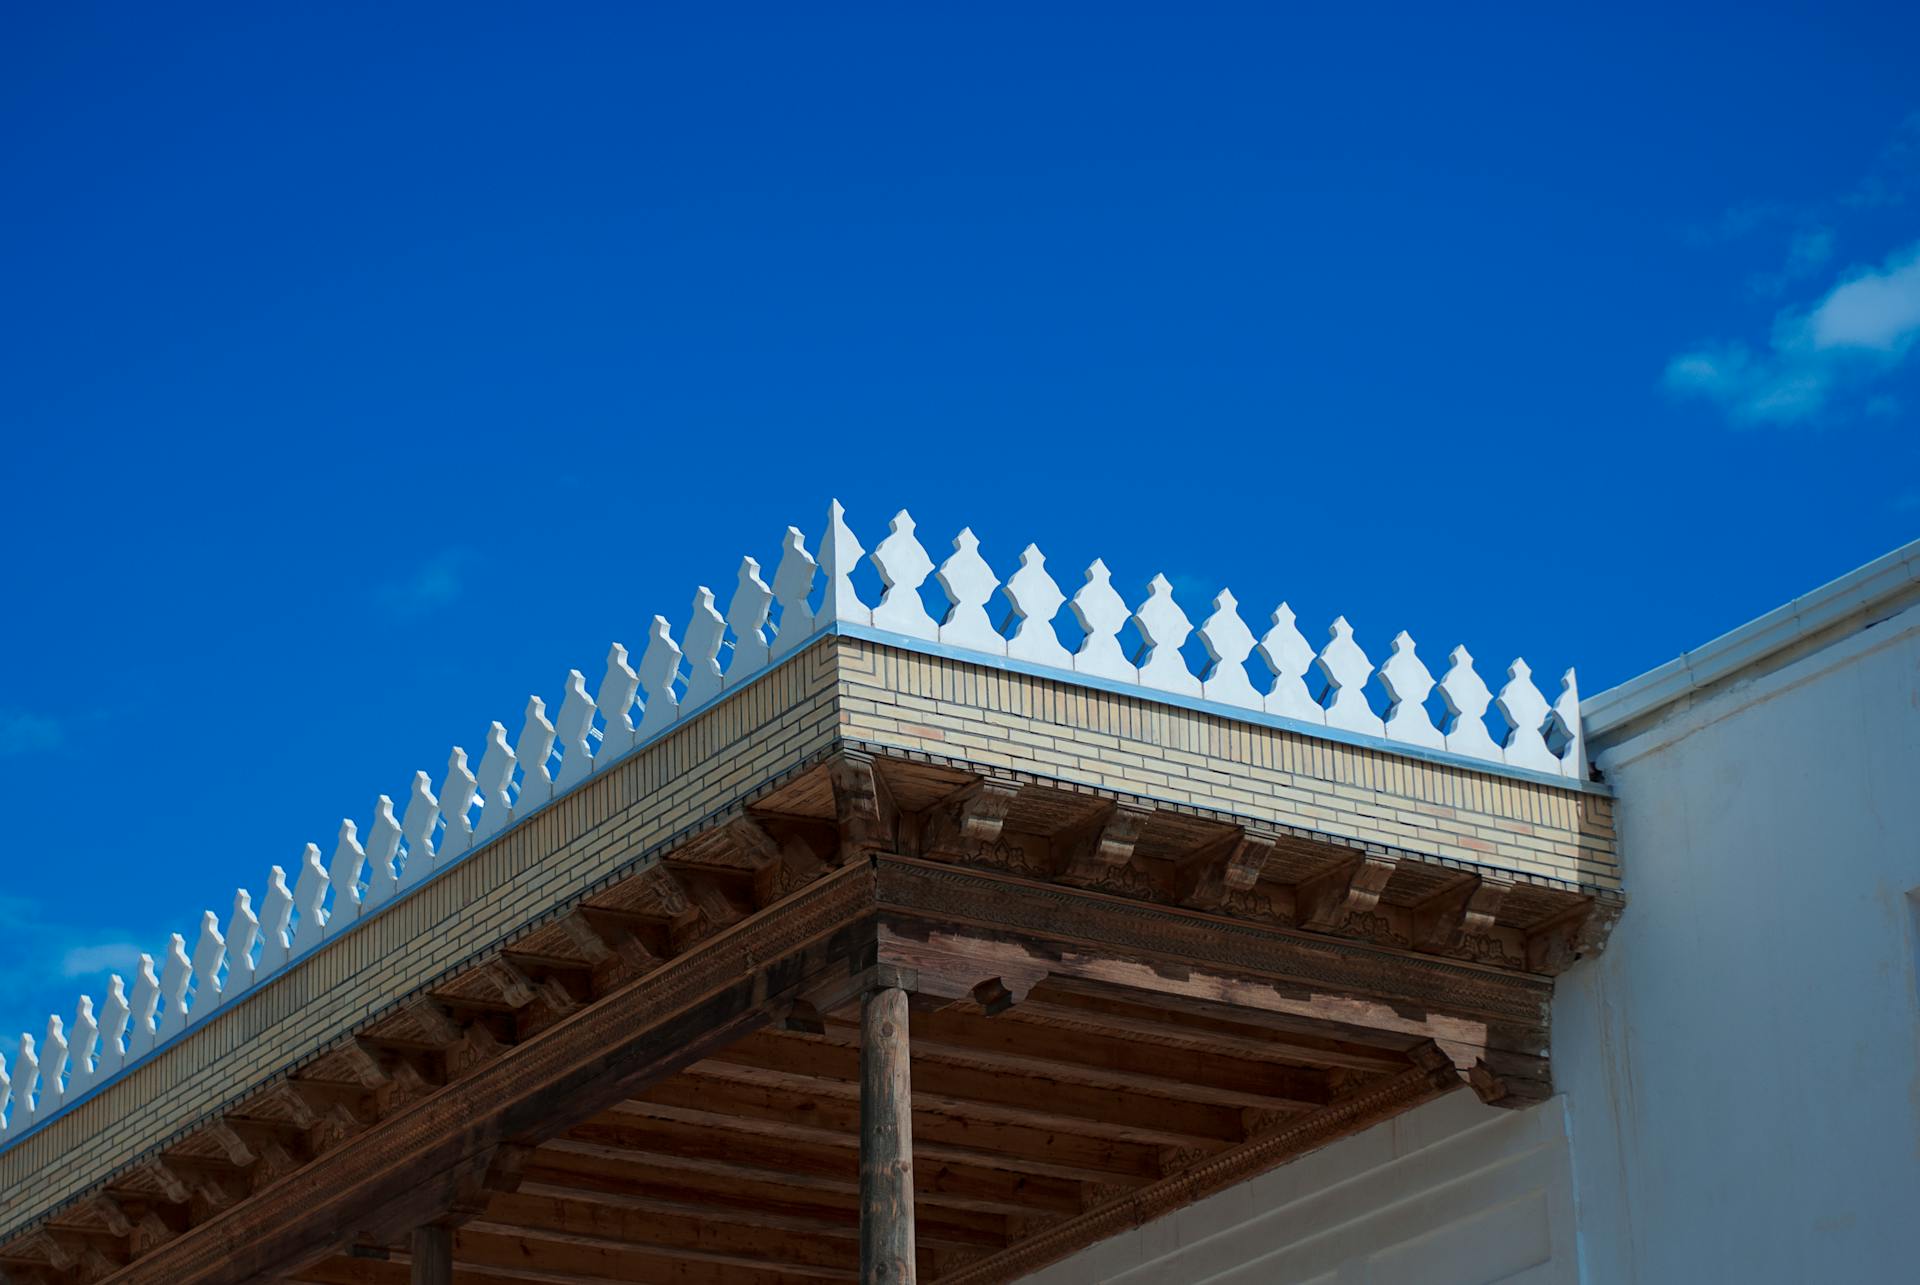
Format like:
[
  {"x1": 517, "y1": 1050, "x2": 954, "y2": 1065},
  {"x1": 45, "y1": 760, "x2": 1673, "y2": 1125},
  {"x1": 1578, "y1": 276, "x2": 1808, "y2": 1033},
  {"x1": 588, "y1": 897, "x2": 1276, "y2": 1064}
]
[
  {"x1": 1056, "y1": 802, "x2": 1151, "y2": 887},
  {"x1": 919, "y1": 780, "x2": 1021, "y2": 862},
  {"x1": 1412, "y1": 873, "x2": 1512, "y2": 954},
  {"x1": 1294, "y1": 853, "x2": 1396, "y2": 932},
  {"x1": 1175, "y1": 827, "x2": 1275, "y2": 911},
  {"x1": 829, "y1": 751, "x2": 899, "y2": 857}
]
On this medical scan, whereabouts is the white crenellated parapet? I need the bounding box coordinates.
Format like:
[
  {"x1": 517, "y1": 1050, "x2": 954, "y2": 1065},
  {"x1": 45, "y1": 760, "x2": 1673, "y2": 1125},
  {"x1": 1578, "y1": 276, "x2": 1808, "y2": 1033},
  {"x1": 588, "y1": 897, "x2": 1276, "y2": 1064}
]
[{"x1": 0, "y1": 499, "x2": 1590, "y2": 1143}]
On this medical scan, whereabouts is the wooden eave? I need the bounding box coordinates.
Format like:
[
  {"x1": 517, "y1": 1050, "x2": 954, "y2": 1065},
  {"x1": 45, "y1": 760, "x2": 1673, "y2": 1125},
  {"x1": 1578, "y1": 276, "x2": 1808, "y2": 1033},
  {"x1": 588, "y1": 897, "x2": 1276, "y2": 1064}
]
[{"x1": 0, "y1": 745, "x2": 1618, "y2": 1285}]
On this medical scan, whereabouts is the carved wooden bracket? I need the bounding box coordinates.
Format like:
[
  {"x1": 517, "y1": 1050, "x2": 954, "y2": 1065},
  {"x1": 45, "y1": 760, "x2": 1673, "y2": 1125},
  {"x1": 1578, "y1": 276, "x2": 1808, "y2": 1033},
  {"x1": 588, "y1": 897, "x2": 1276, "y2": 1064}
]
[
  {"x1": 1057, "y1": 803, "x2": 1151, "y2": 887},
  {"x1": 1294, "y1": 854, "x2": 1396, "y2": 932}
]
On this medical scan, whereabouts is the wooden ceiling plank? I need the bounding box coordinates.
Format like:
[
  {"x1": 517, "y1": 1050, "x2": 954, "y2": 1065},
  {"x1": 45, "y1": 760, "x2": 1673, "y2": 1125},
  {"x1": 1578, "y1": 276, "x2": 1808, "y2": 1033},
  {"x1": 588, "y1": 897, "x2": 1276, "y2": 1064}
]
[
  {"x1": 1010, "y1": 992, "x2": 1415, "y2": 1074},
  {"x1": 702, "y1": 1033, "x2": 1249, "y2": 1144},
  {"x1": 473, "y1": 1192, "x2": 859, "y2": 1273},
  {"x1": 517, "y1": 1152, "x2": 1007, "y2": 1251},
  {"x1": 455, "y1": 1221, "x2": 861, "y2": 1283}
]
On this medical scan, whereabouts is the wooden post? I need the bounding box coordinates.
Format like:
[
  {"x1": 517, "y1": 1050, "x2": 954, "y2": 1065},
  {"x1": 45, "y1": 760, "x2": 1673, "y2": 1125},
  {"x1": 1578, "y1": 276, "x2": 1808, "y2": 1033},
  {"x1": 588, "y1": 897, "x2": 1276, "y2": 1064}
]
[
  {"x1": 859, "y1": 983, "x2": 916, "y2": 1283},
  {"x1": 411, "y1": 1223, "x2": 452, "y2": 1285}
]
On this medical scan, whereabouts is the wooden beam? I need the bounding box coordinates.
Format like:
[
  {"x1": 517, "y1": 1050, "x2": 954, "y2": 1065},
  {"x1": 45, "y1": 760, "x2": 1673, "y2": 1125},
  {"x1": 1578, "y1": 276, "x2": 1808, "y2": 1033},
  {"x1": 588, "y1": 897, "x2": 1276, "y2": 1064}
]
[
  {"x1": 859, "y1": 984, "x2": 916, "y2": 1285},
  {"x1": 406, "y1": 1227, "x2": 448, "y2": 1285},
  {"x1": 1294, "y1": 853, "x2": 1396, "y2": 932},
  {"x1": 97, "y1": 862, "x2": 876, "y2": 1285}
]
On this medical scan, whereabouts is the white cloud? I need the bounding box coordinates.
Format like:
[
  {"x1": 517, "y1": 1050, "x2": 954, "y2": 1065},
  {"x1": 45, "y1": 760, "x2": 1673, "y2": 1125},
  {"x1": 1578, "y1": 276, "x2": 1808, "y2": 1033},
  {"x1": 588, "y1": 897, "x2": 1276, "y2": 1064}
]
[
  {"x1": 0, "y1": 711, "x2": 66, "y2": 755},
  {"x1": 58, "y1": 941, "x2": 144, "y2": 978},
  {"x1": 1666, "y1": 238, "x2": 1920, "y2": 425},
  {"x1": 378, "y1": 549, "x2": 473, "y2": 617}
]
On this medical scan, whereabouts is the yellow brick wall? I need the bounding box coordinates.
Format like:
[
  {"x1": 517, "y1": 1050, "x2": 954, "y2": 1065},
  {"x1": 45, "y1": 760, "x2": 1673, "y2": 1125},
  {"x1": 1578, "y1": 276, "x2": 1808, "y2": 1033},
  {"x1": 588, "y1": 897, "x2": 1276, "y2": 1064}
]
[{"x1": 834, "y1": 638, "x2": 1617, "y2": 890}]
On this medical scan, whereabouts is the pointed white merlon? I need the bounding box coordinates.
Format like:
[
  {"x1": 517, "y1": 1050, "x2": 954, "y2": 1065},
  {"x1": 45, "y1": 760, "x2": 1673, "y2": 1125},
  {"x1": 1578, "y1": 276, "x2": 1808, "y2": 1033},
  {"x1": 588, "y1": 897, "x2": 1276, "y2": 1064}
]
[
  {"x1": 1318, "y1": 617, "x2": 1384, "y2": 736},
  {"x1": 68, "y1": 996, "x2": 99, "y2": 1097},
  {"x1": 1004, "y1": 544, "x2": 1072, "y2": 669},
  {"x1": 398, "y1": 772, "x2": 442, "y2": 890},
  {"x1": 473, "y1": 723, "x2": 517, "y2": 842},
  {"x1": 0, "y1": 1046, "x2": 12, "y2": 1137},
  {"x1": 128, "y1": 956, "x2": 161, "y2": 1058},
  {"x1": 1070, "y1": 560, "x2": 1137, "y2": 683},
  {"x1": 436, "y1": 747, "x2": 479, "y2": 862},
  {"x1": 769, "y1": 528, "x2": 819, "y2": 659},
  {"x1": 13, "y1": 1035, "x2": 36, "y2": 1125},
  {"x1": 363, "y1": 798, "x2": 404, "y2": 908},
  {"x1": 870, "y1": 510, "x2": 939, "y2": 640},
  {"x1": 1258, "y1": 605, "x2": 1324, "y2": 724},
  {"x1": 1438, "y1": 646, "x2": 1502, "y2": 762},
  {"x1": 326, "y1": 820, "x2": 367, "y2": 926},
  {"x1": 817, "y1": 500, "x2": 871, "y2": 627},
  {"x1": 258, "y1": 866, "x2": 295, "y2": 974},
  {"x1": 223, "y1": 891, "x2": 260, "y2": 1001},
  {"x1": 291, "y1": 843, "x2": 331, "y2": 951},
  {"x1": 190, "y1": 912, "x2": 226, "y2": 1015},
  {"x1": 594, "y1": 644, "x2": 640, "y2": 765},
  {"x1": 39, "y1": 1018, "x2": 67, "y2": 1116},
  {"x1": 682, "y1": 587, "x2": 728, "y2": 708},
  {"x1": 1553, "y1": 669, "x2": 1587, "y2": 780},
  {"x1": 1131, "y1": 575, "x2": 1202, "y2": 697},
  {"x1": 937, "y1": 528, "x2": 1005, "y2": 654},
  {"x1": 1198, "y1": 590, "x2": 1263, "y2": 710},
  {"x1": 725, "y1": 556, "x2": 774, "y2": 683},
  {"x1": 100, "y1": 975, "x2": 131, "y2": 1078},
  {"x1": 552, "y1": 671, "x2": 597, "y2": 790},
  {"x1": 1497, "y1": 659, "x2": 1559, "y2": 773},
  {"x1": 512, "y1": 695, "x2": 556, "y2": 817},
  {"x1": 1379, "y1": 631, "x2": 1444, "y2": 750},
  {"x1": 156, "y1": 933, "x2": 192, "y2": 1041},
  {"x1": 636, "y1": 616, "x2": 684, "y2": 739}
]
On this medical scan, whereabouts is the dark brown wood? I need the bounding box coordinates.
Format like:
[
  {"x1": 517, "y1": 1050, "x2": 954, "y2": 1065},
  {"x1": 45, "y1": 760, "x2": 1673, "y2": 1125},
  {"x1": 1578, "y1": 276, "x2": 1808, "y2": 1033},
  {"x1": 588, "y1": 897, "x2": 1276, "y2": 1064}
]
[
  {"x1": 859, "y1": 985, "x2": 916, "y2": 1285},
  {"x1": 406, "y1": 1225, "x2": 449, "y2": 1285}
]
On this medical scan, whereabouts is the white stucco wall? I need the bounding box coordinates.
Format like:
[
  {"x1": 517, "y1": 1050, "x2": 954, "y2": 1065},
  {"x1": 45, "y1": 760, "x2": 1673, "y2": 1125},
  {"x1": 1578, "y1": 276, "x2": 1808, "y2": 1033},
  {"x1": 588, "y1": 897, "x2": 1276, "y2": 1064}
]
[
  {"x1": 1556, "y1": 599, "x2": 1920, "y2": 1284},
  {"x1": 1020, "y1": 1090, "x2": 1580, "y2": 1284}
]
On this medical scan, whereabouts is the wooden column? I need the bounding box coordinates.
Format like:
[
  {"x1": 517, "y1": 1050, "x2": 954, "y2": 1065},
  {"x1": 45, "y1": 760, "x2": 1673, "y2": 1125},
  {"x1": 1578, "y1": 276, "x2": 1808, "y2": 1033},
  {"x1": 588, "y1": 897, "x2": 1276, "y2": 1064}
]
[
  {"x1": 410, "y1": 1224, "x2": 451, "y2": 1285},
  {"x1": 859, "y1": 983, "x2": 916, "y2": 1283}
]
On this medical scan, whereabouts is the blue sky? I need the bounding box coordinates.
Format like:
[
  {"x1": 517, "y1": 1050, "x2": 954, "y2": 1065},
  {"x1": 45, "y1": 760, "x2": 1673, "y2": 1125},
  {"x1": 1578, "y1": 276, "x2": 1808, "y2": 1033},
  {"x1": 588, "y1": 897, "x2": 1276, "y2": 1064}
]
[{"x1": 2, "y1": 4, "x2": 1916, "y2": 1046}]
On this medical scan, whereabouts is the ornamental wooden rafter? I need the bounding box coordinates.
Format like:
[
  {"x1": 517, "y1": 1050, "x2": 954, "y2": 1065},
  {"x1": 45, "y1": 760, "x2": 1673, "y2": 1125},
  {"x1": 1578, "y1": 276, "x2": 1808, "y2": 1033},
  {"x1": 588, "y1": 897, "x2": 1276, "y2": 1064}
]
[{"x1": 0, "y1": 742, "x2": 1616, "y2": 1285}]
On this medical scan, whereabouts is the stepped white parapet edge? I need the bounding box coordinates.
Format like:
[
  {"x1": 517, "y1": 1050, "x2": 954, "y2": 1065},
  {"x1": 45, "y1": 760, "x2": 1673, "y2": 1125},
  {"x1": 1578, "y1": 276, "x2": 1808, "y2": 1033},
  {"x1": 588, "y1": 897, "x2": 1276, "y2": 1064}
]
[{"x1": 0, "y1": 500, "x2": 1587, "y2": 1146}]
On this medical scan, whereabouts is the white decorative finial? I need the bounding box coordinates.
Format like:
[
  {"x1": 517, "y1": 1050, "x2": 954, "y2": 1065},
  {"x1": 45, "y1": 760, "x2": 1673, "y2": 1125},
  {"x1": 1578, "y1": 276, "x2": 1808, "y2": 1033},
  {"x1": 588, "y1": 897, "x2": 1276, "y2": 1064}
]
[
  {"x1": 291, "y1": 844, "x2": 331, "y2": 952},
  {"x1": 1496, "y1": 659, "x2": 1559, "y2": 772},
  {"x1": 936, "y1": 529, "x2": 1004, "y2": 654},
  {"x1": 511, "y1": 696, "x2": 555, "y2": 817},
  {"x1": 769, "y1": 528, "x2": 818, "y2": 659},
  {"x1": 39, "y1": 1017, "x2": 67, "y2": 1118},
  {"x1": 156, "y1": 934, "x2": 192, "y2": 1041},
  {"x1": 1069, "y1": 560, "x2": 1136, "y2": 683},
  {"x1": 1133, "y1": 575, "x2": 1202, "y2": 697},
  {"x1": 1317, "y1": 617, "x2": 1384, "y2": 736},
  {"x1": 398, "y1": 772, "x2": 442, "y2": 889},
  {"x1": 725, "y1": 556, "x2": 774, "y2": 683},
  {"x1": 594, "y1": 644, "x2": 640, "y2": 764},
  {"x1": 327, "y1": 819, "x2": 367, "y2": 924},
  {"x1": 1197, "y1": 590, "x2": 1262, "y2": 709},
  {"x1": 552, "y1": 671, "x2": 597, "y2": 790},
  {"x1": 1438, "y1": 646, "x2": 1501, "y2": 761},
  {"x1": 817, "y1": 500, "x2": 871, "y2": 627},
  {"x1": 190, "y1": 912, "x2": 226, "y2": 1016},
  {"x1": 258, "y1": 867, "x2": 295, "y2": 973},
  {"x1": 1257, "y1": 605, "x2": 1323, "y2": 724},
  {"x1": 363, "y1": 798, "x2": 404, "y2": 906},
  {"x1": 636, "y1": 616, "x2": 684, "y2": 738},
  {"x1": 223, "y1": 890, "x2": 260, "y2": 999},
  {"x1": 100, "y1": 975, "x2": 131, "y2": 1076},
  {"x1": 13, "y1": 1035, "x2": 37, "y2": 1125},
  {"x1": 1379, "y1": 631, "x2": 1444, "y2": 749},
  {"x1": 127, "y1": 956, "x2": 161, "y2": 1057},
  {"x1": 682, "y1": 588, "x2": 728, "y2": 708},
  {"x1": 1003, "y1": 544, "x2": 1071, "y2": 668},
  {"x1": 1552, "y1": 669, "x2": 1587, "y2": 780},
  {"x1": 472, "y1": 724, "x2": 517, "y2": 842},
  {"x1": 871, "y1": 510, "x2": 939, "y2": 640},
  {"x1": 67, "y1": 996, "x2": 98, "y2": 1097}
]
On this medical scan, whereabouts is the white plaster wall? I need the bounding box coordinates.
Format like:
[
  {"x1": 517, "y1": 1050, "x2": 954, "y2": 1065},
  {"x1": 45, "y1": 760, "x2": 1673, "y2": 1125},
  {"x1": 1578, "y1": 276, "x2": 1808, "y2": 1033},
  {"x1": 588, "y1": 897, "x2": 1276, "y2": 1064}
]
[
  {"x1": 1556, "y1": 602, "x2": 1920, "y2": 1284},
  {"x1": 1020, "y1": 1090, "x2": 1580, "y2": 1284}
]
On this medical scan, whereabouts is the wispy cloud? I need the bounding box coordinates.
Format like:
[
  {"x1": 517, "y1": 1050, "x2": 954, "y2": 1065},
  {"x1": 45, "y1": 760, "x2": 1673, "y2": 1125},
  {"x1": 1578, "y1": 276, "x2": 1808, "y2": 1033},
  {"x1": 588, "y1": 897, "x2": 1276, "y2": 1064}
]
[
  {"x1": 1666, "y1": 238, "x2": 1920, "y2": 425},
  {"x1": 58, "y1": 941, "x2": 145, "y2": 978},
  {"x1": 0, "y1": 711, "x2": 67, "y2": 755},
  {"x1": 0, "y1": 895, "x2": 147, "y2": 1038},
  {"x1": 378, "y1": 549, "x2": 473, "y2": 618}
]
